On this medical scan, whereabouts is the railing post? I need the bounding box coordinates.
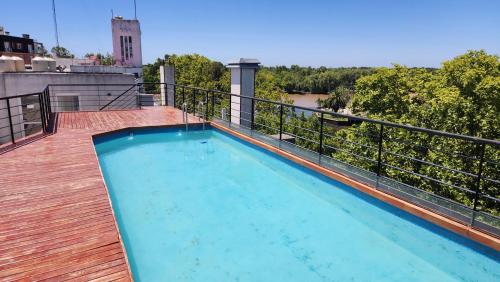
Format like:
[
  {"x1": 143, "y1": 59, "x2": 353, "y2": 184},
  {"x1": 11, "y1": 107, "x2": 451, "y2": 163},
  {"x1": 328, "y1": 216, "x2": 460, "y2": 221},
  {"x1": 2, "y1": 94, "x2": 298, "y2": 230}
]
[
  {"x1": 42, "y1": 90, "x2": 47, "y2": 129},
  {"x1": 211, "y1": 91, "x2": 215, "y2": 118},
  {"x1": 164, "y1": 83, "x2": 167, "y2": 106},
  {"x1": 319, "y1": 113, "x2": 324, "y2": 155},
  {"x1": 173, "y1": 85, "x2": 177, "y2": 107},
  {"x1": 137, "y1": 84, "x2": 142, "y2": 110},
  {"x1": 204, "y1": 91, "x2": 209, "y2": 120},
  {"x1": 192, "y1": 89, "x2": 197, "y2": 115},
  {"x1": 279, "y1": 104, "x2": 283, "y2": 140},
  {"x1": 227, "y1": 94, "x2": 231, "y2": 126},
  {"x1": 376, "y1": 124, "x2": 384, "y2": 176},
  {"x1": 6, "y1": 99, "x2": 15, "y2": 144},
  {"x1": 38, "y1": 93, "x2": 46, "y2": 133},
  {"x1": 250, "y1": 99, "x2": 255, "y2": 130},
  {"x1": 45, "y1": 89, "x2": 50, "y2": 129},
  {"x1": 45, "y1": 86, "x2": 52, "y2": 115},
  {"x1": 182, "y1": 86, "x2": 186, "y2": 106},
  {"x1": 472, "y1": 143, "x2": 485, "y2": 212}
]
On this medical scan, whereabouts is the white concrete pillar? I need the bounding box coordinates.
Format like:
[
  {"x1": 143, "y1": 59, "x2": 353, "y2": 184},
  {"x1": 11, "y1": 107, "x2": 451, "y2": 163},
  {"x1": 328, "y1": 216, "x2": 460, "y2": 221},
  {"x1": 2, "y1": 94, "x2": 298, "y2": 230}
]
[
  {"x1": 159, "y1": 65, "x2": 166, "y2": 106},
  {"x1": 160, "y1": 65, "x2": 175, "y2": 106},
  {"x1": 227, "y1": 59, "x2": 260, "y2": 127}
]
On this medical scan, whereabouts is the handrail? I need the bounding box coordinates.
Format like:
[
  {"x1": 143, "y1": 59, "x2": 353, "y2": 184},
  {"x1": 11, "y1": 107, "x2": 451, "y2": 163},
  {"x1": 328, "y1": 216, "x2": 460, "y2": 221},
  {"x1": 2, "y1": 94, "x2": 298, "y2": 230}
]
[
  {"x1": 7, "y1": 82, "x2": 498, "y2": 145},
  {"x1": 160, "y1": 82, "x2": 500, "y2": 146},
  {"x1": 0, "y1": 91, "x2": 44, "y2": 100},
  {"x1": 0, "y1": 88, "x2": 53, "y2": 149},
  {"x1": 99, "y1": 84, "x2": 137, "y2": 111}
]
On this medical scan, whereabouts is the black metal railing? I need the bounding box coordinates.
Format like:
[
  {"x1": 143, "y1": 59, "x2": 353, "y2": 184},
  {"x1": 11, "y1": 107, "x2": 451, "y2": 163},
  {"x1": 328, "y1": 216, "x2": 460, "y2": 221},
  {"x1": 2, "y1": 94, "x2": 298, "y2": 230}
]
[
  {"x1": 159, "y1": 82, "x2": 499, "y2": 237},
  {"x1": 0, "y1": 87, "x2": 53, "y2": 150},
  {"x1": 48, "y1": 84, "x2": 142, "y2": 112}
]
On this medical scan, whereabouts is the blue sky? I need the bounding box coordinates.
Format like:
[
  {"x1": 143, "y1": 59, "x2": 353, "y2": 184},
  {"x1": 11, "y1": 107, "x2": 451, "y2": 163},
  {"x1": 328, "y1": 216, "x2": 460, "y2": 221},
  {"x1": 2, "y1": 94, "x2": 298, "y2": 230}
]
[{"x1": 2, "y1": 0, "x2": 499, "y2": 67}]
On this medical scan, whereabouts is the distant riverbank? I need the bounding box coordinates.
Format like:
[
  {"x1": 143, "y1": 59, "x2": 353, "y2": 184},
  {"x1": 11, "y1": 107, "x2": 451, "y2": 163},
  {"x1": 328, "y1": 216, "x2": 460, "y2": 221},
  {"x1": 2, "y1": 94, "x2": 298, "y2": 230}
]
[{"x1": 288, "y1": 93, "x2": 329, "y2": 109}]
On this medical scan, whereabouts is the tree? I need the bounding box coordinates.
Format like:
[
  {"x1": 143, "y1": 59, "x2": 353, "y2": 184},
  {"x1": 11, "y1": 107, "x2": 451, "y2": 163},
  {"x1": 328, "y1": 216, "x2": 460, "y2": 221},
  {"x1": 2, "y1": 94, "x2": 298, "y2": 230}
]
[
  {"x1": 334, "y1": 50, "x2": 500, "y2": 215},
  {"x1": 317, "y1": 86, "x2": 353, "y2": 112},
  {"x1": 97, "y1": 53, "x2": 116, "y2": 66},
  {"x1": 84, "y1": 53, "x2": 116, "y2": 65},
  {"x1": 51, "y1": 46, "x2": 74, "y2": 58}
]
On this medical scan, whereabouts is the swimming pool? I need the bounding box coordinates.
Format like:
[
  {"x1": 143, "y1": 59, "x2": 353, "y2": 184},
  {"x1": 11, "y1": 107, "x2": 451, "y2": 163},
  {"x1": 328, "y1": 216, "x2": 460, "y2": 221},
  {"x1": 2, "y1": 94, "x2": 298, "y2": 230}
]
[{"x1": 94, "y1": 127, "x2": 499, "y2": 281}]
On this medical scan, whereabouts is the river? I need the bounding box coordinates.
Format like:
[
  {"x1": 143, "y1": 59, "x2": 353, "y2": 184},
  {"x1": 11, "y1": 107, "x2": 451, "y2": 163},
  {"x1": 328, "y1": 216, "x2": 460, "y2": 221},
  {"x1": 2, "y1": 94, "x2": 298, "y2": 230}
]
[
  {"x1": 288, "y1": 93, "x2": 329, "y2": 116},
  {"x1": 288, "y1": 93, "x2": 329, "y2": 109}
]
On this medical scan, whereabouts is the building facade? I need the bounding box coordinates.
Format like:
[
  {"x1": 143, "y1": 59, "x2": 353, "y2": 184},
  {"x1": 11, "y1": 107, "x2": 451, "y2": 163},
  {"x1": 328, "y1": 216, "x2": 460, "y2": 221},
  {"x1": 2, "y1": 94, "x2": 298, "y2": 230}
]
[
  {"x1": 0, "y1": 27, "x2": 45, "y2": 64},
  {"x1": 111, "y1": 17, "x2": 142, "y2": 67}
]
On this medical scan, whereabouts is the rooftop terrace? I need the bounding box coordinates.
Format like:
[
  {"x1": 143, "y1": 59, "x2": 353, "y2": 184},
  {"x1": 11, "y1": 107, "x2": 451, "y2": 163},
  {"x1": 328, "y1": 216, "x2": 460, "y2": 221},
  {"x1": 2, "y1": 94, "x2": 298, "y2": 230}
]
[{"x1": 0, "y1": 82, "x2": 498, "y2": 279}]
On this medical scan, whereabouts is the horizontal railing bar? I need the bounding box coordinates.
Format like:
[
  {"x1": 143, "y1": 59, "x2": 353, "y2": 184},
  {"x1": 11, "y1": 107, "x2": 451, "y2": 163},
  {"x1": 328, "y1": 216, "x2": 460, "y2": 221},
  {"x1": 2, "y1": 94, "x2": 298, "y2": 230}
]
[
  {"x1": 481, "y1": 177, "x2": 500, "y2": 185},
  {"x1": 282, "y1": 138, "x2": 321, "y2": 154},
  {"x1": 323, "y1": 132, "x2": 378, "y2": 150},
  {"x1": 253, "y1": 122, "x2": 279, "y2": 132},
  {"x1": 49, "y1": 83, "x2": 137, "y2": 87},
  {"x1": 323, "y1": 144, "x2": 378, "y2": 163},
  {"x1": 384, "y1": 135, "x2": 479, "y2": 161},
  {"x1": 0, "y1": 110, "x2": 41, "y2": 121},
  {"x1": 282, "y1": 131, "x2": 320, "y2": 144},
  {"x1": 484, "y1": 159, "x2": 500, "y2": 167},
  {"x1": 382, "y1": 163, "x2": 477, "y2": 195},
  {"x1": 382, "y1": 149, "x2": 478, "y2": 178},
  {"x1": 284, "y1": 123, "x2": 320, "y2": 135},
  {"x1": 162, "y1": 82, "x2": 500, "y2": 146},
  {"x1": 0, "y1": 92, "x2": 43, "y2": 100},
  {"x1": 480, "y1": 194, "x2": 500, "y2": 203}
]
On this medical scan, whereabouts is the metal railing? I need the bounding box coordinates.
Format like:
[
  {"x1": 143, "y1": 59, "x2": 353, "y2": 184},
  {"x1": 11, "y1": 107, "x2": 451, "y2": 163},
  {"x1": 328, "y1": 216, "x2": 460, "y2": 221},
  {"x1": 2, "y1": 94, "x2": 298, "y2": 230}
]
[
  {"x1": 0, "y1": 86, "x2": 53, "y2": 150},
  {"x1": 159, "y1": 82, "x2": 499, "y2": 237},
  {"x1": 48, "y1": 84, "x2": 142, "y2": 112}
]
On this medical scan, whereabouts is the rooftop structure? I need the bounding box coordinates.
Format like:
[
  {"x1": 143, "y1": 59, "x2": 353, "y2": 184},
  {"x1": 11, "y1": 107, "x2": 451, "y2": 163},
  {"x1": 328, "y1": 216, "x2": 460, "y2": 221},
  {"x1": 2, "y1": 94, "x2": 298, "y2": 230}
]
[
  {"x1": 0, "y1": 27, "x2": 45, "y2": 64},
  {"x1": 111, "y1": 17, "x2": 142, "y2": 68}
]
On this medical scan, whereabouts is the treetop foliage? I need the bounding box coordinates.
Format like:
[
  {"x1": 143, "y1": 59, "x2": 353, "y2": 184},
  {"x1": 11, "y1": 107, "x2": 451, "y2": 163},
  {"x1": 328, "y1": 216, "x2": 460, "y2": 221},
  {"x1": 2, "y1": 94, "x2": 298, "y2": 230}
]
[
  {"x1": 353, "y1": 50, "x2": 499, "y2": 140},
  {"x1": 51, "y1": 46, "x2": 74, "y2": 58}
]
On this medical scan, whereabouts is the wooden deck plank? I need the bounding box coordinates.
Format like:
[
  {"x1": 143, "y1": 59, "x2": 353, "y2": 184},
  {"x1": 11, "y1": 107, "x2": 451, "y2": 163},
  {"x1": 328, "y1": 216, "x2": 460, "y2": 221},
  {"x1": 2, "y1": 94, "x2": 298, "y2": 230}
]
[{"x1": 0, "y1": 107, "x2": 197, "y2": 280}]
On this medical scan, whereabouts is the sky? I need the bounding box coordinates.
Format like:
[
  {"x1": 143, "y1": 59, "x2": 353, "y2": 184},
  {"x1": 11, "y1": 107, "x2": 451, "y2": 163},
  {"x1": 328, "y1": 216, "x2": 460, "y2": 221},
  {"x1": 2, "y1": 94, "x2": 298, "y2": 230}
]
[{"x1": 1, "y1": 0, "x2": 499, "y2": 67}]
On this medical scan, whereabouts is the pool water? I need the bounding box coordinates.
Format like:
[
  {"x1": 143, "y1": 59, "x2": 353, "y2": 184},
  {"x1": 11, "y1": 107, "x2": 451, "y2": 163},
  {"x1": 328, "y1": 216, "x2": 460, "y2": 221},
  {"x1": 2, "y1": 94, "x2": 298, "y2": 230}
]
[{"x1": 94, "y1": 128, "x2": 499, "y2": 282}]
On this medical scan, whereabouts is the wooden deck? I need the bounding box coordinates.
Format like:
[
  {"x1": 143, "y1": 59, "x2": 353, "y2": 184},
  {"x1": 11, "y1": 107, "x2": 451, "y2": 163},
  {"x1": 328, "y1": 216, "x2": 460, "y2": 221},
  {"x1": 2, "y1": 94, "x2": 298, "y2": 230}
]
[{"x1": 0, "y1": 107, "x2": 198, "y2": 281}]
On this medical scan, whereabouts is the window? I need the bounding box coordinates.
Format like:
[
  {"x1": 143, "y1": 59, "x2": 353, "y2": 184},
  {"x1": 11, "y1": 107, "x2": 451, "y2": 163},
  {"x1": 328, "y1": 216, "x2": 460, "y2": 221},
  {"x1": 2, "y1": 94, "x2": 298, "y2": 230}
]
[
  {"x1": 57, "y1": 95, "x2": 80, "y2": 112},
  {"x1": 28, "y1": 44, "x2": 33, "y2": 53},
  {"x1": 4, "y1": 41, "x2": 11, "y2": 51},
  {"x1": 120, "y1": 36, "x2": 125, "y2": 61},
  {"x1": 129, "y1": 36, "x2": 133, "y2": 58},
  {"x1": 125, "y1": 36, "x2": 129, "y2": 60},
  {"x1": 16, "y1": 42, "x2": 22, "y2": 50}
]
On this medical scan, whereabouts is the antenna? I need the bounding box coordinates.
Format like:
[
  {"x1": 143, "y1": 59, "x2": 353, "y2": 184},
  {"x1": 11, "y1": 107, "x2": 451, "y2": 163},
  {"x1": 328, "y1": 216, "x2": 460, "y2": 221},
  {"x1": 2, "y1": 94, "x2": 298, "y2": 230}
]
[
  {"x1": 52, "y1": 0, "x2": 60, "y2": 48},
  {"x1": 134, "y1": 0, "x2": 137, "y2": 19},
  {"x1": 111, "y1": 9, "x2": 114, "y2": 18}
]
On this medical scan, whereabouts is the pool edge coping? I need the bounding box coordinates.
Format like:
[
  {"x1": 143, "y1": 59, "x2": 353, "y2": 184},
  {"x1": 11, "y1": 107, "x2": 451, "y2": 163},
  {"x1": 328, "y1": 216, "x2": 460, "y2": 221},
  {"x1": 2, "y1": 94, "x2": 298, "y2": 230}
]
[
  {"x1": 90, "y1": 133, "x2": 135, "y2": 281},
  {"x1": 90, "y1": 122, "x2": 207, "y2": 281},
  {"x1": 210, "y1": 122, "x2": 500, "y2": 251}
]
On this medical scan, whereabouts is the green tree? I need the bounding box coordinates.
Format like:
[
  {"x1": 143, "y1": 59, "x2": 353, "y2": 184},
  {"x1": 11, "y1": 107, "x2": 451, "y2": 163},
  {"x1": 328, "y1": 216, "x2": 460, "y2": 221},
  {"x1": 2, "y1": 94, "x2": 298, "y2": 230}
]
[
  {"x1": 333, "y1": 50, "x2": 500, "y2": 215},
  {"x1": 51, "y1": 46, "x2": 74, "y2": 58},
  {"x1": 317, "y1": 86, "x2": 353, "y2": 112}
]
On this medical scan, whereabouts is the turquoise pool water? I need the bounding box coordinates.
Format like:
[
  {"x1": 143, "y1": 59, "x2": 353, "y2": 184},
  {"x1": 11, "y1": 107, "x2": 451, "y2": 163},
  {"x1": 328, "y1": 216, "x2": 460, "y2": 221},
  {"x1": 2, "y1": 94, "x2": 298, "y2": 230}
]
[{"x1": 94, "y1": 127, "x2": 499, "y2": 282}]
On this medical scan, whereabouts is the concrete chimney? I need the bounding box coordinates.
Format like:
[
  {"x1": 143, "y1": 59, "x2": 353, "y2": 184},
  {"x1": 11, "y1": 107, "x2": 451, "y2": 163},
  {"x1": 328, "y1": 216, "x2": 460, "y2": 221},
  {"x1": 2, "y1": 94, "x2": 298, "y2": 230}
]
[
  {"x1": 227, "y1": 58, "x2": 260, "y2": 127},
  {"x1": 160, "y1": 65, "x2": 175, "y2": 106}
]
